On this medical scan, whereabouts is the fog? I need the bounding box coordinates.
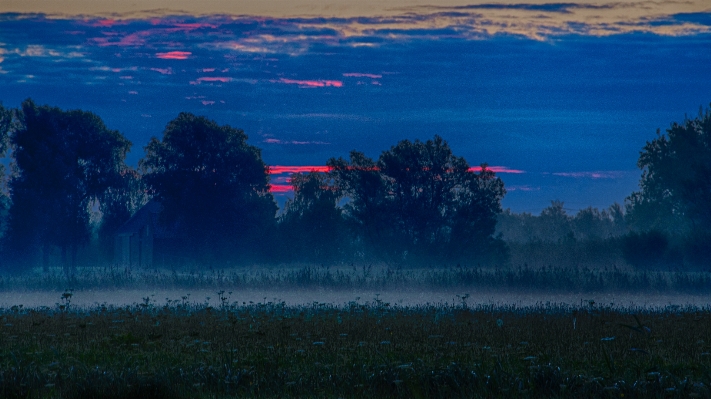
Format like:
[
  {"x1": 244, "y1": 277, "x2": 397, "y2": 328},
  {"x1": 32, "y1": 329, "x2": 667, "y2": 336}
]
[{"x1": 2, "y1": 288, "x2": 710, "y2": 311}]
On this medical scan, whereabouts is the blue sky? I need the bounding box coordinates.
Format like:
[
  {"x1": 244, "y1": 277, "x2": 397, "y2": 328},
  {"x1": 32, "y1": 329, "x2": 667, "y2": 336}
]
[{"x1": 1, "y1": 2, "x2": 710, "y2": 213}]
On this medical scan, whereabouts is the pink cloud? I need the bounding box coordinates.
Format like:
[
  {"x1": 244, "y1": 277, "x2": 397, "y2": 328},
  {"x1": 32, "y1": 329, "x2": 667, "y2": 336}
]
[
  {"x1": 150, "y1": 67, "x2": 173, "y2": 75},
  {"x1": 275, "y1": 78, "x2": 343, "y2": 88},
  {"x1": 90, "y1": 19, "x2": 123, "y2": 27},
  {"x1": 267, "y1": 165, "x2": 522, "y2": 175},
  {"x1": 469, "y1": 166, "x2": 525, "y2": 174},
  {"x1": 269, "y1": 166, "x2": 331, "y2": 174},
  {"x1": 155, "y1": 51, "x2": 191, "y2": 60},
  {"x1": 196, "y1": 76, "x2": 231, "y2": 83},
  {"x1": 201, "y1": 100, "x2": 215, "y2": 105},
  {"x1": 202, "y1": 68, "x2": 216, "y2": 72},
  {"x1": 92, "y1": 32, "x2": 148, "y2": 47},
  {"x1": 270, "y1": 184, "x2": 294, "y2": 193},
  {"x1": 343, "y1": 72, "x2": 382, "y2": 79}
]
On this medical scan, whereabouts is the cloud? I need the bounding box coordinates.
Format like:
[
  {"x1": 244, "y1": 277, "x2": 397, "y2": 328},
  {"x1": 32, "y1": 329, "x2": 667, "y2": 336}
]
[
  {"x1": 201, "y1": 100, "x2": 215, "y2": 105},
  {"x1": 343, "y1": 72, "x2": 382, "y2": 78},
  {"x1": 552, "y1": 171, "x2": 627, "y2": 179},
  {"x1": 269, "y1": 165, "x2": 330, "y2": 174},
  {"x1": 155, "y1": 51, "x2": 191, "y2": 60},
  {"x1": 507, "y1": 185, "x2": 540, "y2": 192},
  {"x1": 150, "y1": 67, "x2": 172, "y2": 74},
  {"x1": 189, "y1": 76, "x2": 232, "y2": 85},
  {"x1": 196, "y1": 76, "x2": 231, "y2": 83},
  {"x1": 469, "y1": 166, "x2": 525, "y2": 174},
  {"x1": 13, "y1": 45, "x2": 83, "y2": 58},
  {"x1": 270, "y1": 184, "x2": 294, "y2": 193},
  {"x1": 274, "y1": 78, "x2": 343, "y2": 88},
  {"x1": 264, "y1": 139, "x2": 331, "y2": 145},
  {"x1": 267, "y1": 165, "x2": 521, "y2": 174}
]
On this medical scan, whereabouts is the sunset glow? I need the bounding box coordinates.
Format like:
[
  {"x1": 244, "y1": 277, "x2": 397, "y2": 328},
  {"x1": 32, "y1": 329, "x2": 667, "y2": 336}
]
[
  {"x1": 155, "y1": 51, "x2": 191, "y2": 60},
  {"x1": 1, "y1": 1, "x2": 709, "y2": 211}
]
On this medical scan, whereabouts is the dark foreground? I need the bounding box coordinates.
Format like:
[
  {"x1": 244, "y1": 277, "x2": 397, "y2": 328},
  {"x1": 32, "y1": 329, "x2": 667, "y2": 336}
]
[{"x1": 1, "y1": 300, "x2": 710, "y2": 398}]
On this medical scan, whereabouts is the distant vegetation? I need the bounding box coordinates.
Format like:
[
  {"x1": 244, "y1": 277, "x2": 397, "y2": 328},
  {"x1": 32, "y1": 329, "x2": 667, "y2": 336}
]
[{"x1": 0, "y1": 99, "x2": 709, "y2": 277}]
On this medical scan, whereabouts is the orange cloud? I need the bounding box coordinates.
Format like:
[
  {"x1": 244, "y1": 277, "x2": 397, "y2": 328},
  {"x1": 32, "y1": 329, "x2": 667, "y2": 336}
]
[
  {"x1": 155, "y1": 51, "x2": 191, "y2": 59},
  {"x1": 276, "y1": 78, "x2": 342, "y2": 88}
]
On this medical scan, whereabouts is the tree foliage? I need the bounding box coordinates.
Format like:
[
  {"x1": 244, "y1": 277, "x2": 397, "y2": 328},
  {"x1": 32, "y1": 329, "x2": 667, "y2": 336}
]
[
  {"x1": 278, "y1": 172, "x2": 349, "y2": 262},
  {"x1": 626, "y1": 105, "x2": 711, "y2": 234},
  {"x1": 0, "y1": 103, "x2": 15, "y2": 241},
  {"x1": 328, "y1": 135, "x2": 506, "y2": 264},
  {"x1": 140, "y1": 112, "x2": 276, "y2": 264},
  {"x1": 4, "y1": 99, "x2": 131, "y2": 271},
  {"x1": 624, "y1": 105, "x2": 711, "y2": 267}
]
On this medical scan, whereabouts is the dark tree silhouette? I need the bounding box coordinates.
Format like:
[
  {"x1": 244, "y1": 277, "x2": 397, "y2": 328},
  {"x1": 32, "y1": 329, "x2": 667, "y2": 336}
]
[
  {"x1": 626, "y1": 105, "x2": 711, "y2": 233},
  {"x1": 329, "y1": 135, "x2": 506, "y2": 264},
  {"x1": 4, "y1": 99, "x2": 131, "y2": 272},
  {"x1": 625, "y1": 105, "x2": 711, "y2": 266},
  {"x1": 140, "y1": 113, "x2": 276, "y2": 265},
  {"x1": 97, "y1": 168, "x2": 148, "y2": 261},
  {"x1": 0, "y1": 103, "x2": 14, "y2": 242},
  {"x1": 278, "y1": 171, "x2": 349, "y2": 262}
]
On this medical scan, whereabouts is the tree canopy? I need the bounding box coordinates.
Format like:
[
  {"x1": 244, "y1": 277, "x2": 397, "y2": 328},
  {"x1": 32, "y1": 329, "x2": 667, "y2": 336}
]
[
  {"x1": 4, "y1": 99, "x2": 131, "y2": 271},
  {"x1": 626, "y1": 105, "x2": 711, "y2": 234},
  {"x1": 140, "y1": 112, "x2": 276, "y2": 264},
  {"x1": 328, "y1": 135, "x2": 506, "y2": 264},
  {"x1": 278, "y1": 171, "x2": 348, "y2": 262}
]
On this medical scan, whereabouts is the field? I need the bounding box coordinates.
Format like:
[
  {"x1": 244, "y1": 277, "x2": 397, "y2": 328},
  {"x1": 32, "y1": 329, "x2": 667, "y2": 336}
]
[{"x1": 1, "y1": 266, "x2": 711, "y2": 398}]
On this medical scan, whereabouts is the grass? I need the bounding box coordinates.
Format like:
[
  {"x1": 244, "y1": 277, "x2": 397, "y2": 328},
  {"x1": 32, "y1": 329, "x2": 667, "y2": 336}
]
[
  {"x1": 1, "y1": 293, "x2": 711, "y2": 398},
  {"x1": 1, "y1": 263, "x2": 711, "y2": 293}
]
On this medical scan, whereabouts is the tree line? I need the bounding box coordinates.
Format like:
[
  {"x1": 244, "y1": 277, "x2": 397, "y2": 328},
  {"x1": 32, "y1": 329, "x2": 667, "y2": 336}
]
[{"x1": 0, "y1": 99, "x2": 709, "y2": 273}]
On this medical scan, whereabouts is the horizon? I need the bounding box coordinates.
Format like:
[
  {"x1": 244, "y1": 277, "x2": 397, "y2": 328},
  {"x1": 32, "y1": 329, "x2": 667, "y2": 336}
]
[{"x1": 1, "y1": 1, "x2": 710, "y2": 213}]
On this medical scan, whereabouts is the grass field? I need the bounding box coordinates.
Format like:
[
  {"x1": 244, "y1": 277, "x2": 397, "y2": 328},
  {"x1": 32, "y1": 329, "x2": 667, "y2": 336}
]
[{"x1": 1, "y1": 292, "x2": 711, "y2": 398}]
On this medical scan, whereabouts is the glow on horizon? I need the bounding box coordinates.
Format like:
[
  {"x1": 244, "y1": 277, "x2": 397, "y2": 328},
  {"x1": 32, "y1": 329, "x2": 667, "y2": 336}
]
[
  {"x1": 2, "y1": 1, "x2": 709, "y2": 40},
  {"x1": 267, "y1": 165, "x2": 525, "y2": 193}
]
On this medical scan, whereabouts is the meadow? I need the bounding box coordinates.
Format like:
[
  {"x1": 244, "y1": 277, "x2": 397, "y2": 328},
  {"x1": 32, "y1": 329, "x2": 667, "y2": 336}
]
[
  {"x1": 2, "y1": 295, "x2": 711, "y2": 398},
  {"x1": 1, "y1": 265, "x2": 711, "y2": 398}
]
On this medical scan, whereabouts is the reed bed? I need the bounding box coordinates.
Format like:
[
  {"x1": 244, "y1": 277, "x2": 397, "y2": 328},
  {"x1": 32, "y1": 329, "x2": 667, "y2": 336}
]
[{"x1": 1, "y1": 294, "x2": 710, "y2": 398}]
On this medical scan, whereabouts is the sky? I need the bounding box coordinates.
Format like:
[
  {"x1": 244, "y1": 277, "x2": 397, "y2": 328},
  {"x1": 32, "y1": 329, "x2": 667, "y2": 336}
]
[{"x1": 1, "y1": 1, "x2": 710, "y2": 213}]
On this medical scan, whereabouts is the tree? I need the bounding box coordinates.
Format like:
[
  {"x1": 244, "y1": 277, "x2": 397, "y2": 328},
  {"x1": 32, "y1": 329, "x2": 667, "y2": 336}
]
[
  {"x1": 0, "y1": 103, "x2": 15, "y2": 243},
  {"x1": 96, "y1": 168, "x2": 148, "y2": 261},
  {"x1": 626, "y1": 105, "x2": 711, "y2": 234},
  {"x1": 626, "y1": 105, "x2": 711, "y2": 267},
  {"x1": 140, "y1": 113, "x2": 276, "y2": 265},
  {"x1": 278, "y1": 171, "x2": 349, "y2": 262},
  {"x1": 4, "y1": 99, "x2": 131, "y2": 272},
  {"x1": 329, "y1": 135, "x2": 506, "y2": 264}
]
